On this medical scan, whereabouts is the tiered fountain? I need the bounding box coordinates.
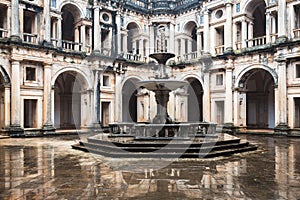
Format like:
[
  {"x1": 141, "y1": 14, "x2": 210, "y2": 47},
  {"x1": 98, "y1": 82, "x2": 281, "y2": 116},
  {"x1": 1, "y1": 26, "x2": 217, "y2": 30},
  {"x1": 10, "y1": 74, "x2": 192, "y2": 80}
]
[{"x1": 72, "y1": 31, "x2": 257, "y2": 158}]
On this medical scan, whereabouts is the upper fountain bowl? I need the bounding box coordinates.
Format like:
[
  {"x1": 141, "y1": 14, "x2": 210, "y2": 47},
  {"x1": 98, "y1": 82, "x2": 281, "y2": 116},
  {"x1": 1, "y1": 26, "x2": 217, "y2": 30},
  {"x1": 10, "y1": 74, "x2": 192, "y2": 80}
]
[{"x1": 149, "y1": 53, "x2": 175, "y2": 65}]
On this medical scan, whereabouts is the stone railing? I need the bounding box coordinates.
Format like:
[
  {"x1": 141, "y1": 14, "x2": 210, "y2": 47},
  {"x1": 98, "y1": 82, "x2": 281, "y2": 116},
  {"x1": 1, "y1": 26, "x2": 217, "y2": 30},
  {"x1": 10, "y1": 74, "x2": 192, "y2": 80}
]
[
  {"x1": 0, "y1": 28, "x2": 8, "y2": 38},
  {"x1": 215, "y1": 45, "x2": 225, "y2": 55},
  {"x1": 270, "y1": 33, "x2": 278, "y2": 43},
  {"x1": 123, "y1": 52, "x2": 142, "y2": 61},
  {"x1": 62, "y1": 40, "x2": 83, "y2": 51},
  {"x1": 23, "y1": 33, "x2": 38, "y2": 44},
  {"x1": 235, "y1": 41, "x2": 242, "y2": 50},
  {"x1": 293, "y1": 28, "x2": 300, "y2": 38},
  {"x1": 246, "y1": 36, "x2": 266, "y2": 47}
]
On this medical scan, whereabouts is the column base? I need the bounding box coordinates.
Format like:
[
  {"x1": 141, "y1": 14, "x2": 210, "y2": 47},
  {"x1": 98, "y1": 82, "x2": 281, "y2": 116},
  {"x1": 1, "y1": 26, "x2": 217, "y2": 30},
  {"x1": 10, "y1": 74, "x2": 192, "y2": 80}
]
[
  {"x1": 222, "y1": 123, "x2": 240, "y2": 134},
  {"x1": 42, "y1": 123, "x2": 56, "y2": 135},
  {"x1": 274, "y1": 123, "x2": 290, "y2": 135},
  {"x1": 8, "y1": 124, "x2": 24, "y2": 137},
  {"x1": 42, "y1": 40, "x2": 54, "y2": 48},
  {"x1": 275, "y1": 36, "x2": 288, "y2": 44},
  {"x1": 9, "y1": 35, "x2": 22, "y2": 43}
]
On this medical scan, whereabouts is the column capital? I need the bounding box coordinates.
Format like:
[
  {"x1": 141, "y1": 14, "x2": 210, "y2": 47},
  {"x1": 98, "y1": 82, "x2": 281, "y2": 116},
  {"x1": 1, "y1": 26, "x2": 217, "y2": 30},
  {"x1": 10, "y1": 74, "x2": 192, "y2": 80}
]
[{"x1": 225, "y1": 0, "x2": 233, "y2": 6}]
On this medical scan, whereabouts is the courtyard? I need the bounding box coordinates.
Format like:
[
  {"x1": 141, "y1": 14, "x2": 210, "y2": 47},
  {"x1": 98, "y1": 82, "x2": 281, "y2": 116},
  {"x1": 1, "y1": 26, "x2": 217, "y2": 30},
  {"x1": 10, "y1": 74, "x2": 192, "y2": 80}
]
[{"x1": 0, "y1": 134, "x2": 300, "y2": 199}]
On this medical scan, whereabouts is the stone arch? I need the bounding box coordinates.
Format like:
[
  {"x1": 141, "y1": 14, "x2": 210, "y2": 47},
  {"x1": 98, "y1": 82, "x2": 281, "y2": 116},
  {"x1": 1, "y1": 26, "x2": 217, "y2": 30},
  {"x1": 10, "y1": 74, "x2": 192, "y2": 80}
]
[
  {"x1": 0, "y1": 65, "x2": 10, "y2": 85},
  {"x1": 242, "y1": 0, "x2": 268, "y2": 14},
  {"x1": 126, "y1": 22, "x2": 141, "y2": 53},
  {"x1": 59, "y1": 1, "x2": 84, "y2": 20},
  {"x1": 235, "y1": 64, "x2": 278, "y2": 88},
  {"x1": 236, "y1": 66, "x2": 276, "y2": 129},
  {"x1": 121, "y1": 77, "x2": 141, "y2": 122},
  {"x1": 183, "y1": 75, "x2": 204, "y2": 122},
  {"x1": 52, "y1": 68, "x2": 91, "y2": 129},
  {"x1": 51, "y1": 67, "x2": 92, "y2": 89}
]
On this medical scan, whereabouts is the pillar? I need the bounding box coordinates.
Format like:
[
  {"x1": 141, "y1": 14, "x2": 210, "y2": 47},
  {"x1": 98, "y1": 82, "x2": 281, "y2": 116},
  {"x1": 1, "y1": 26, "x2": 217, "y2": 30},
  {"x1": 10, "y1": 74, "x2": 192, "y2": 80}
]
[
  {"x1": 57, "y1": 17, "x2": 62, "y2": 47},
  {"x1": 241, "y1": 19, "x2": 247, "y2": 48},
  {"x1": 169, "y1": 23, "x2": 175, "y2": 54},
  {"x1": 80, "y1": 24, "x2": 86, "y2": 52},
  {"x1": 233, "y1": 23, "x2": 237, "y2": 50},
  {"x1": 290, "y1": 4, "x2": 296, "y2": 38},
  {"x1": 139, "y1": 39, "x2": 144, "y2": 57},
  {"x1": 275, "y1": 56, "x2": 289, "y2": 134},
  {"x1": 181, "y1": 38, "x2": 185, "y2": 56},
  {"x1": 4, "y1": 87, "x2": 11, "y2": 128},
  {"x1": 224, "y1": 1, "x2": 233, "y2": 51},
  {"x1": 122, "y1": 32, "x2": 128, "y2": 54},
  {"x1": 224, "y1": 59, "x2": 233, "y2": 125},
  {"x1": 203, "y1": 71, "x2": 210, "y2": 122},
  {"x1": 266, "y1": 11, "x2": 271, "y2": 43},
  {"x1": 74, "y1": 26, "x2": 80, "y2": 51},
  {"x1": 203, "y1": 8, "x2": 210, "y2": 53},
  {"x1": 248, "y1": 22, "x2": 253, "y2": 47},
  {"x1": 42, "y1": 63, "x2": 55, "y2": 134},
  {"x1": 149, "y1": 25, "x2": 155, "y2": 54},
  {"x1": 10, "y1": 0, "x2": 20, "y2": 41},
  {"x1": 9, "y1": 60, "x2": 23, "y2": 134},
  {"x1": 277, "y1": 0, "x2": 287, "y2": 42},
  {"x1": 197, "y1": 30, "x2": 202, "y2": 55},
  {"x1": 93, "y1": 6, "x2": 101, "y2": 52},
  {"x1": 116, "y1": 12, "x2": 122, "y2": 55},
  {"x1": 44, "y1": 0, "x2": 51, "y2": 45}
]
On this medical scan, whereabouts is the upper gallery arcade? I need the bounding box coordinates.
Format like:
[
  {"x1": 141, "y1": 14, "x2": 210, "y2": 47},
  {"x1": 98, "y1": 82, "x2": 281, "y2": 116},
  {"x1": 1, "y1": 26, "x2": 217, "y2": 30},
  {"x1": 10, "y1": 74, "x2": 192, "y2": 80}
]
[{"x1": 0, "y1": 0, "x2": 300, "y2": 135}]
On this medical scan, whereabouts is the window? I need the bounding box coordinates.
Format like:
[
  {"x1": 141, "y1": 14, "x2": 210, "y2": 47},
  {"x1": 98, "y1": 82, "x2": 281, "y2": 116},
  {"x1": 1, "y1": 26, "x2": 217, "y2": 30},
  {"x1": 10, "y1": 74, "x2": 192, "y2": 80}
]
[
  {"x1": 236, "y1": 3, "x2": 240, "y2": 13},
  {"x1": 103, "y1": 75, "x2": 110, "y2": 86},
  {"x1": 215, "y1": 10, "x2": 223, "y2": 19},
  {"x1": 26, "y1": 67, "x2": 36, "y2": 81},
  {"x1": 200, "y1": 15, "x2": 204, "y2": 24},
  {"x1": 216, "y1": 74, "x2": 223, "y2": 86},
  {"x1": 86, "y1": 8, "x2": 91, "y2": 19},
  {"x1": 296, "y1": 64, "x2": 300, "y2": 78},
  {"x1": 51, "y1": 0, "x2": 56, "y2": 8}
]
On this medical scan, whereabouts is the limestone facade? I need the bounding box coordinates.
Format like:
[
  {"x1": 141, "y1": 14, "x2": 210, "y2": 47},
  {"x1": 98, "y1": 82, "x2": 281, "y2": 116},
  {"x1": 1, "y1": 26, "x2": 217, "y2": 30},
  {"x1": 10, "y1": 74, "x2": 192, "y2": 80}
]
[{"x1": 0, "y1": 0, "x2": 299, "y2": 135}]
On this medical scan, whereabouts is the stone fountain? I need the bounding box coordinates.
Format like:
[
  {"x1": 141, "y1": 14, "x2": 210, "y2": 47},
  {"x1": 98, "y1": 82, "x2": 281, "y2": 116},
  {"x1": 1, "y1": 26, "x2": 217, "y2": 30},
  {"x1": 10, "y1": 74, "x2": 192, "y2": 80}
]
[
  {"x1": 136, "y1": 53, "x2": 188, "y2": 125},
  {"x1": 72, "y1": 31, "x2": 258, "y2": 158}
]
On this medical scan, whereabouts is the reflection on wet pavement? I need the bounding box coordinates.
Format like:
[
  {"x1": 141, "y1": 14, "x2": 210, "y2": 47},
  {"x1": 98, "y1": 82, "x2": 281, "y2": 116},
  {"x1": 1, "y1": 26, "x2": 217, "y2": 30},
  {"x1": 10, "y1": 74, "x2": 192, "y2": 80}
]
[{"x1": 0, "y1": 135, "x2": 300, "y2": 199}]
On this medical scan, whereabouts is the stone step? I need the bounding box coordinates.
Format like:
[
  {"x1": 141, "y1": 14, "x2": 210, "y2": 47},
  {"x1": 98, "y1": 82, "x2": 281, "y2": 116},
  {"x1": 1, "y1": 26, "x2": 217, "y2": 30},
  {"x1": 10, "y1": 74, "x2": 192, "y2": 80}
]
[{"x1": 72, "y1": 142, "x2": 257, "y2": 159}]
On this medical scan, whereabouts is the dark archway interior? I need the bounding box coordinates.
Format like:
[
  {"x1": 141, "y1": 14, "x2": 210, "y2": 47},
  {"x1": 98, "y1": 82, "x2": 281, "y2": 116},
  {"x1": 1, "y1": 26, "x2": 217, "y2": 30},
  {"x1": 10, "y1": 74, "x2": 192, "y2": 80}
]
[
  {"x1": 61, "y1": 4, "x2": 81, "y2": 41},
  {"x1": 243, "y1": 69, "x2": 275, "y2": 129},
  {"x1": 127, "y1": 22, "x2": 139, "y2": 53},
  {"x1": 122, "y1": 79, "x2": 138, "y2": 122},
  {"x1": 54, "y1": 72, "x2": 82, "y2": 129},
  {"x1": 186, "y1": 78, "x2": 203, "y2": 122}
]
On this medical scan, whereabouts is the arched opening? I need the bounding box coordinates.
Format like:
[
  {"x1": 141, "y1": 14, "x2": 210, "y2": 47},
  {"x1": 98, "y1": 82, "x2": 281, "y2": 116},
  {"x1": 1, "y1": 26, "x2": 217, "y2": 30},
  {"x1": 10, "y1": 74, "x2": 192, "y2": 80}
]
[
  {"x1": 246, "y1": 0, "x2": 266, "y2": 38},
  {"x1": 184, "y1": 21, "x2": 197, "y2": 53},
  {"x1": 61, "y1": 4, "x2": 81, "y2": 42},
  {"x1": 186, "y1": 78, "x2": 203, "y2": 122},
  {"x1": 122, "y1": 78, "x2": 138, "y2": 122},
  {"x1": 54, "y1": 71, "x2": 87, "y2": 129},
  {"x1": 0, "y1": 66, "x2": 10, "y2": 130},
  {"x1": 240, "y1": 69, "x2": 275, "y2": 129},
  {"x1": 126, "y1": 22, "x2": 139, "y2": 53}
]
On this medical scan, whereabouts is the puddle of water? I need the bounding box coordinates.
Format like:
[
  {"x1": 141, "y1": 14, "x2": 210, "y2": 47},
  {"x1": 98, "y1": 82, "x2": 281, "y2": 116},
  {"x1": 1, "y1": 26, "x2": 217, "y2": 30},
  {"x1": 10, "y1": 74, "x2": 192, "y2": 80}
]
[{"x1": 0, "y1": 135, "x2": 300, "y2": 199}]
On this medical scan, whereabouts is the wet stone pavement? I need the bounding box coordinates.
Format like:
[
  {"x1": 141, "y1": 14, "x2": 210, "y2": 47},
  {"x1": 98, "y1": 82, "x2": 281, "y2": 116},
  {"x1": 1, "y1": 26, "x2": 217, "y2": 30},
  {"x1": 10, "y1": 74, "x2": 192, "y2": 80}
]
[{"x1": 0, "y1": 135, "x2": 300, "y2": 199}]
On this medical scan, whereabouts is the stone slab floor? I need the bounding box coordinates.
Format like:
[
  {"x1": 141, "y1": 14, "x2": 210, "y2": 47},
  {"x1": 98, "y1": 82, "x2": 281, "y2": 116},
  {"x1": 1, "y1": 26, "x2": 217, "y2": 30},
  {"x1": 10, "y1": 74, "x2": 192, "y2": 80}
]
[{"x1": 0, "y1": 134, "x2": 300, "y2": 199}]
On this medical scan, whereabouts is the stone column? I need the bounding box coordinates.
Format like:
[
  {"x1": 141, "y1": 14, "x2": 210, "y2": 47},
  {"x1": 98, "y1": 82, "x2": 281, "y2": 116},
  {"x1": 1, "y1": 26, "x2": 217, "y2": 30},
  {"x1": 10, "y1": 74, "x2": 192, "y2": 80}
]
[
  {"x1": 80, "y1": 24, "x2": 86, "y2": 52},
  {"x1": 203, "y1": 71, "x2": 211, "y2": 122},
  {"x1": 9, "y1": 60, "x2": 23, "y2": 134},
  {"x1": 57, "y1": 17, "x2": 62, "y2": 47},
  {"x1": 43, "y1": 0, "x2": 51, "y2": 46},
  {"x1": 169, "y1": 23, "x2": 175, "y2": 54},
  {"x1": 122, "y1": 32, "x2": 128, "y2": 54},
  {"x1": 4, "y1": 87, "x2": 11, "y2": 128},
  {"x1": 203, "y1": 8, "x2": 210, "y2": 53},
  {"x1": 10, "y1": 0, "x2": 20, "y2": 41},
  {"x1": 266, "y1": 11, "x2": 271, "y2": 44},
  {"x1": 149, "y1": 25, "x2": 155, "y2": 54},
  {"x1": 277, "y1": 0, "x2": 287, "y2": 42},
  {"x1": 241, "y1": 20, "x2": 247, "y2": 48},
  {"x1": 232, "y1": 22, "x2": 237, "y2": 50},
  {"x1": 93, "y1": 6, "x2": 101, "y2": 53},
  {"x1": 116, "y1": 12, "x2": 122, "y2": 55},
  {"x1": 197, "y1": 29, "x2": 202, "y2": 55},
  {"x1": 19, "y1": 6, "x2": 24, "y2": 41},
  {"x1": 224, "y1": 59, "x2": 233, "y2": 126},
  {"x1": 181, "y1": 38, "x2": 185, "y2": 56},
  {"x1": 139, "y1": 39, "x2": 144, "y2": 58},
  {"x1": 290, "y1": 5, "x2": 295, "y2": 38},
  {"x1": 248, "y1": 22, "x2": 253, "y2": 47},
  {"x1": 74, "y1": 26, "x2": 80, "y2": 51},
  {"x1": 275, "y1": 56, "x2": 289, "y2": 134},
  {"x1": 224, "y1": 1, "x2": 233, "y2": 52},
  {"x1": 233, "y1": 89, "x2": 239, "y2": 126},
  {"x1": 42, "y1": 63, "x2": 55, "y2": 134}
]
